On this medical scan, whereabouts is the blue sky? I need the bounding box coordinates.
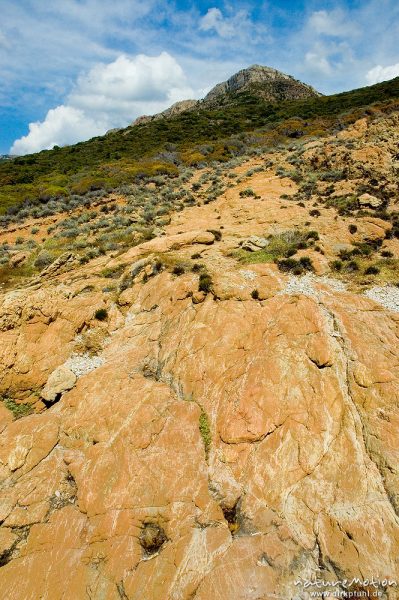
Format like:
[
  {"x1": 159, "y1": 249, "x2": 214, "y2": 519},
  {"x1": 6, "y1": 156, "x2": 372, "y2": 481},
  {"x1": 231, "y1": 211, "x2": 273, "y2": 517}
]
[{"x1": 1, "y1": 0, "x2": 398, "y2": 154}]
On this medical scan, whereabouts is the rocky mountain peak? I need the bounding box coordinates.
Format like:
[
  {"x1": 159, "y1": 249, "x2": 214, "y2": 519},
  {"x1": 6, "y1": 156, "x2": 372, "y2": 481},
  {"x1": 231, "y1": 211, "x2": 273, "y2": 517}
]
[
  {"x1": 131, "y1": 64, "x2": 321, "y2": 126},
  {"x1": 203, "y1": 64, "x2": 321, "y2": 104}
]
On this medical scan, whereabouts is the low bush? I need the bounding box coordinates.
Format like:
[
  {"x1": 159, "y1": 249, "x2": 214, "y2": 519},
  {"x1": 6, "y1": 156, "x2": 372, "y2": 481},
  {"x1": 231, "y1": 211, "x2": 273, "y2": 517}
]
[
  {"x1": 34, "y1": 250, "x2": 53, "y2": 269},
  {"x1": 94, "y1": 308, "x2": 108, "y2": 321},
  {"x1": 330, "y1": 260, "x2": 343, "y2": 271},
  {"x1": 239, "y1": 188, "x2": 256, "y2": 198},
  {"x1": 3, "y1": 398, "x2": 33, "y2": 419},
  {"x1": 198, "y1": 272, "x2": 213, "y2": 293},
  {"x1": 277, "y1": 256, "x2": 314, "y2": 274},
  {"x1": 172, "y1": 264, "x2": 185, "y2": 276},
  {"x1": 364, "y1": 265, "x2": 380, "y2": 275}
]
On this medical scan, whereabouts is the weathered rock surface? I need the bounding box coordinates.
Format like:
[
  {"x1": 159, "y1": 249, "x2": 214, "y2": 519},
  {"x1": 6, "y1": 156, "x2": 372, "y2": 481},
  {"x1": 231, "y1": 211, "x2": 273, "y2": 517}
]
[
  {"x1": 131, "y1": 99, "x2": 198, "y2": 126},
  {"x1": 1, "y1": 115, "x2": 399, "y2": 599},
  {"x1": 358, "y1": 192, "x2": 384, "y2": 208},
  {"x1": 203, "y1": 64, "x2": 321, "y2": 105}
]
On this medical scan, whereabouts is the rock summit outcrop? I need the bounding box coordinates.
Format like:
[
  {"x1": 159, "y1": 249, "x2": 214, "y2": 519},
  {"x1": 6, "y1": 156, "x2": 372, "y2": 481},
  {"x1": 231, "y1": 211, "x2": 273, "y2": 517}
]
[{"x1": 131, "y1": 64, "x2": 320, "y2": 126}]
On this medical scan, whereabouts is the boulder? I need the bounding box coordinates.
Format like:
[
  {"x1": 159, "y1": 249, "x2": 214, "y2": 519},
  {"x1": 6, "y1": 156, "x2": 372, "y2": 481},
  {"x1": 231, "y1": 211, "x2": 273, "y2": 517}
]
[
  {"x1": 41, "y1": 365, "x2": 77, "y2": 401},
  {"x1": 9, "y1": 252, "x2": 30, "y2": 268},
  {"x1": 358, "y1": 193, "x2": 383, "y2": 208},
  {"x1": 241, "y1": 236, "x2": 270, "y2": 252}
]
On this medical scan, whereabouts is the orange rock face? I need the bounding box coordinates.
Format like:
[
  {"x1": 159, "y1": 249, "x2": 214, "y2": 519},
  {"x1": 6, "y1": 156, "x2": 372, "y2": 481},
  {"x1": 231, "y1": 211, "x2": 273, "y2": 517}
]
[{"x1": 1, "y1": 118, "x2": 399, "y2": 599}]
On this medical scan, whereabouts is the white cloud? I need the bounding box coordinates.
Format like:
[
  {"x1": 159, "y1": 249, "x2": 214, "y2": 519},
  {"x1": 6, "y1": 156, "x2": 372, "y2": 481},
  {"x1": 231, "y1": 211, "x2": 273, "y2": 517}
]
[
  {"x1": 70, "y1": 53, "x2": 193, "y2": 111},
  {"x1": 11, "y1": 106, "x2": 106, "y2": 155},
  {"x1": 305, "y1": 51, "x2": 332, "y2": 76},
  {"x1": 198, "y1": 7, "x2": 260, "y2": 42},
  {"x1": 308, "y1": 10, "x2": 358, "y2": 38},
  {"x1": 199, "y1": 8, "x2": 235, "y2": 38},
  {"x1": 366, "y1": 63, "x2": 399, "y2": 84},
  {"x1": 10, "y1": 52, "x2": 196, "y2": 155}
]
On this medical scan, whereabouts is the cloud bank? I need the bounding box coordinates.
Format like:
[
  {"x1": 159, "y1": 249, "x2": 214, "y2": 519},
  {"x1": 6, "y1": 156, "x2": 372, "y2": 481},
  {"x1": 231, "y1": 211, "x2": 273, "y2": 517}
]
[
  {"x1": 11, "y1": 52, "x2": 195, "y2": 155},
  {"x1": 366, "y1": 63, "x2": 399, "y2": 84}
]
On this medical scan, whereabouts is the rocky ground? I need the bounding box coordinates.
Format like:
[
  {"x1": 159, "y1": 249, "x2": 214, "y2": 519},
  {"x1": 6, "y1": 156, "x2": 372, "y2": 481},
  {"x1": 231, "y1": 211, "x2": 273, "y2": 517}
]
[{"x1": 1, "y1": 114, "x2": 399, "y2": 599}]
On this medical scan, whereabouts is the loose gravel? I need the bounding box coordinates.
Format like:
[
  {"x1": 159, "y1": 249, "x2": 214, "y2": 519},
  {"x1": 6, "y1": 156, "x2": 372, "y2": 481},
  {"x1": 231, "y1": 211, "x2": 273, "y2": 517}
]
[
  {"x1": 65, "y1": 353, "x2": 105, "y2": 378},
  {"x1": 278, "y1": 274, "x2": 347, "y2": 300},
  {"x1": 363, "y1": 285, "x2": 399, "y2": 312},
  {"x1": 279, "y1": 274, "x2": 399, "y2": 313}
]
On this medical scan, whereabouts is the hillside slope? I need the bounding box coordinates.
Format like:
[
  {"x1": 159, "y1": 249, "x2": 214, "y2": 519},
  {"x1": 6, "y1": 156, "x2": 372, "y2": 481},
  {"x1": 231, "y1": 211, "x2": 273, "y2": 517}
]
[
  {"x1": 1, "y1": 74, "x2": 399, "y2": 217},
  {"x1": 1, "y1": 102, "x2": 399, "y2": 598}
]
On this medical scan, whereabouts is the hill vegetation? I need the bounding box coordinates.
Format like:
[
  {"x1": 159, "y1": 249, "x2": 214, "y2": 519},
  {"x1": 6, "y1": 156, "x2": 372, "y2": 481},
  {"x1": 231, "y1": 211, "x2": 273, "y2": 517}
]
[{"x1": 1, "y1": 76, "x2": 399, "y2": 217}]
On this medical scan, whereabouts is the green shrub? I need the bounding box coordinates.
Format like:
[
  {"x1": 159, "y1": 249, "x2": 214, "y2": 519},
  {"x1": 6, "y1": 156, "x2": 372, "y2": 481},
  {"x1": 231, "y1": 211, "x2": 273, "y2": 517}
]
[
  {"x1": 198, "y1": 272, "x2": 213, "y2": 293},
  {"x1": 239, "y1": 188, "x2": 256, "y2": 198},
  {"x1": 239, "y1": 229, "x2": 318, "y2": 265},
  {"x1": 306, "y1": 230, "x2": 319, "y2": 241},
  {"x1": 94, "y1": 308, "x2": 108, "y2": 321},
  {"x1": 172, "y1": 264, "x2": 185, "y2": 276},
  {"x1": 325, "y1": 195, "x2": 358, "y2": 215},
  {"x1": 101, "y1": 265, "x2": 125, "y2": 279},
  {"x1": 3, "y1": 398, "x2": 33, "y2": 419},
  {"x1": 192, "y1": 263, "x2": 205, "y2": 273},
  {"x1": 34, "y1": 250, "x2": 53, "y2": 269},
  {"x1": 364, "y1": 265, "x2": 380, "y2": 275},
  {"x1": 345, "y1": 260, "x2": 359, "y2": 272},
  {"x1": 277, "y1": 256, "x2": 314, "y2": 274},
  {"x1": 298, "y1": 256, "x2": 314, "y2": 271},
  {"x1": 331, "y1": 260, "x2": 343, "y2": 271},
  {"x1": 277, "y1": 258, "x2": 299, "y2": 272},
  {"x1": 199, "y1": 409, "x2": 211, "y2": 459}
]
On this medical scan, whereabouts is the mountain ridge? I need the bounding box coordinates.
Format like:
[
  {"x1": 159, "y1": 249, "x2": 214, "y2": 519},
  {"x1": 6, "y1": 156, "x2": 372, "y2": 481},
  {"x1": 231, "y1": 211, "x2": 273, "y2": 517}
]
[
  {"x1": 1, "y1": 72, "x2": 399, "y2": 219},
  {"x1": 131, "y1": 64, "x2": 321, "y2": 126}
]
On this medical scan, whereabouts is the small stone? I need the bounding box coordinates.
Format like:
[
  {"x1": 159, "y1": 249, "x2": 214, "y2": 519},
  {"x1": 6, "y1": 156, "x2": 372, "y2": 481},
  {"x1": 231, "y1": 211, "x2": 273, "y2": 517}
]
[{"x1": 192, "y1": 291, "x2": 206, "y2": 304}]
